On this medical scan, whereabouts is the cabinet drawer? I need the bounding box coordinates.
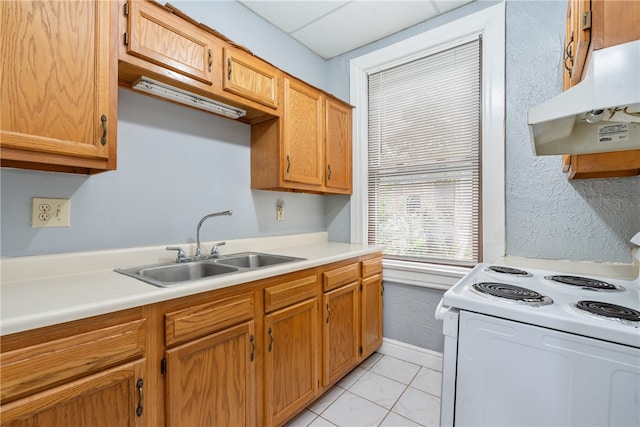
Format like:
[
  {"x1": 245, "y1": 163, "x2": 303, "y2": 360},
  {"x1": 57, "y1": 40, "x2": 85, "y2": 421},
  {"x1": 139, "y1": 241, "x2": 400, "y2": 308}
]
[
  {"x1": 361, "y1": 257, "x2": 383, "y2": 278},
  {"x1": 322, "y1": 263, "x2": 359, "y2": 292},
  {"x1": 165, "y1": 292, "x2": 254, "y2": 347},
  {"x1": 264, "y1": 274, "x2": 318, "y2": 313},
  {"x1": 0, "y1": 319, "x2": 145, "y2": 403}
]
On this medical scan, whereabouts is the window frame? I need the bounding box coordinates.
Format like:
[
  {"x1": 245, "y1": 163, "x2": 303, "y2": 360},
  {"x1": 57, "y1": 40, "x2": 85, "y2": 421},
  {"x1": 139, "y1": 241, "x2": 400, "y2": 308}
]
[{"x1": 349, "y1": 3, "x2": 506, "y2": 287}]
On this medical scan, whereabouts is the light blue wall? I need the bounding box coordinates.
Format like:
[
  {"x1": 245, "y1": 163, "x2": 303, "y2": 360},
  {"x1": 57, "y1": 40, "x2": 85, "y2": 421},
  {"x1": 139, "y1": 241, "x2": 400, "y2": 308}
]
[
  {"x1": 1, "y1": 90, "x2": 326, "y2": 256},
  {"x1": 0, "y1": 0, "x2": 332, "y2": 257},
  {"x1": 326, "y1": 0, "x2": 639, "y2": 352},
  {"x1": 328, "y1": 0, "x2": 640, "y2": 264},
  {"x1": 503, "y1": 1, "x2": 640, "y2": 263},
  {"x1": 3, "y1": 0, "x2": 638, "y2": 355},
  {"x1": 2, "y1": 0, "x2": 638, "y2": 264}
]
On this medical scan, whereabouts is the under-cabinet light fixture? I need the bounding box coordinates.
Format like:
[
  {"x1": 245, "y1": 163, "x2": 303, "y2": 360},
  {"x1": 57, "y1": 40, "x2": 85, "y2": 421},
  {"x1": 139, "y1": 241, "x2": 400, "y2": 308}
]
[{"x1": 132, "y1": 77, "x2": 247, "y2": 119}]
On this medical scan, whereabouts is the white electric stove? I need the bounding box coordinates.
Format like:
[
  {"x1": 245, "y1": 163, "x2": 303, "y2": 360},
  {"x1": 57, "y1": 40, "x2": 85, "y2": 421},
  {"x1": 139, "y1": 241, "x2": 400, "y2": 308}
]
[{"x1": 437, "y1": 263, "x2": 640, "y2": 427}]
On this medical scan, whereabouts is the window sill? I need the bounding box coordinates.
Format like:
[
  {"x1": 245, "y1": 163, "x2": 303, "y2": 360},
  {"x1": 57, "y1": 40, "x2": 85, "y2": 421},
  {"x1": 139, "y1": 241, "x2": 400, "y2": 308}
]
[{"x1": 382, "y1": 259, "x2": 471, "y2": 290}]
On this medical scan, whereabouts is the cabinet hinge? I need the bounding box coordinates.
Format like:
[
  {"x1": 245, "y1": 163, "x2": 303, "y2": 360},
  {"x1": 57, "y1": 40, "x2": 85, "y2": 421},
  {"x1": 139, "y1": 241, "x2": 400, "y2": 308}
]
[
  {"x1": 124, "y1": 32, "x2": 129, "y2": 46},
  {"x1": 581, "y1": 10, "x2": 592, "y2": 31},
  {"x1": 359, "y1": 346, "x2": 363, "y2": 355},
  {"x1": 161, "y1": 358, "x2": 167, "y2": 375},
  {"x1": 123, "y1": 2, "x2": 129, "y2": 16},
  {"x1": 360, "y1": 284, "x2": 363, "y2": 292}
]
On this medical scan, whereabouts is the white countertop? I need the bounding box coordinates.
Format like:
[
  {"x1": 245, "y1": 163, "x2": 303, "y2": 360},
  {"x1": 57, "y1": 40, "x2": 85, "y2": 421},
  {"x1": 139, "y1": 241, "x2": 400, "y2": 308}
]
[{"x1": 1, "y1": 233, "x2": 382, "y2": 336}]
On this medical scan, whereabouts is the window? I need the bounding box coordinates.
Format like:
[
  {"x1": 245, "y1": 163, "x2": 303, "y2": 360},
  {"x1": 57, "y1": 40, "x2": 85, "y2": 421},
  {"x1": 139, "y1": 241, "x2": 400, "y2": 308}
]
[
  {"x1": 350, "y1": 3, "x2": 505, "y2": 284},
  {"x1": 367, "y1": 40, "x2": 481, "y2": 266}
]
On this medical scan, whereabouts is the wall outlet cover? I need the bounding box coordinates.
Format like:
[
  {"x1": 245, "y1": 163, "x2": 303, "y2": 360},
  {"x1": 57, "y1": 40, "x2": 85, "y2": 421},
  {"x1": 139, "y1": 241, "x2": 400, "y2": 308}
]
[{"x1": 32, "y1": 198, "x2": 71, "y2": 228}]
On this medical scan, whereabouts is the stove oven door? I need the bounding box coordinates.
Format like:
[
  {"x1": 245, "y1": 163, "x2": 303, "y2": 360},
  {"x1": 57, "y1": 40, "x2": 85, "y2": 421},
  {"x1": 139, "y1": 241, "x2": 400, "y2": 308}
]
[{"x1": 455, "y1": 311, "x2": 640, "y2": 426}]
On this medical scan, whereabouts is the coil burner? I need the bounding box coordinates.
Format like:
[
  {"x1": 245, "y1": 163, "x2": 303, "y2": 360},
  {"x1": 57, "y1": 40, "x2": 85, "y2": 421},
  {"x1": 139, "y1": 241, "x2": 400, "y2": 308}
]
[
  {"x1": 485, "y1": 266, "x2": 532, "y2": 277},
  {"x1": 471, "y1": 282, "x2": 553, "y2": 306},
  {"x1": 575, "y1": 301, "x2": 640, "y2": 323},
  {"x1": 545, "y1": 275, "x2": 624, "y2": 291}
]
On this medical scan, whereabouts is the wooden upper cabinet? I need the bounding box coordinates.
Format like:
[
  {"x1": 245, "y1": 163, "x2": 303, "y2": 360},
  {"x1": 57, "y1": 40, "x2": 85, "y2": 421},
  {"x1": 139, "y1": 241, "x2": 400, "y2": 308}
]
[
  {"x1": 325, "y1": 98, "x2": 353, "y2": 194},
  {"x1": 561, "y1": 0, "x2": 640, "y2": 179},
  {"x1": 565, "y1": 0, "x2": 640, "y2": 87},
  {"x1": 251, "y1": 76, "x2": 353, "y2": 194},
  {"x1": 223, "y1": 46, "x2": 280, "y2": 109},
  {"x1": 126, "y1": 0, "x2": 218, "y2": 86},
  {"x1": 283, "y1": 78, "x2": 325, "y2": 187},
  {"x1": 564, "y1": 0, "x2": 591, "y2": 88},
  {"x1": 0, "y1": 0, "x2": 118, "y2": 174}
]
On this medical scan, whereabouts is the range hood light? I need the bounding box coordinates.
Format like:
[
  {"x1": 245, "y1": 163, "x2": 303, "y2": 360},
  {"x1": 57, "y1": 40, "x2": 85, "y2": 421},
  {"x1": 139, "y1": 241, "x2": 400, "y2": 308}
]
[
  {"x1": 528, "y1": 40, "x2": 640, "y2": 156},
  {"x1": 132, "y1": 77, "x2": 247, "y2": 119},
  {"x1": 584, "y1": 109, "x2": 604, "y2": 124}
]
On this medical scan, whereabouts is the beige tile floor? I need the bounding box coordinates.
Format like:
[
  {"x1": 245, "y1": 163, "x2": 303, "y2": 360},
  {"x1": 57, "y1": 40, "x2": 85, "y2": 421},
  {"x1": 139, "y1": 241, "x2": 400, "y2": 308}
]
[{"x1": 285, "y1": 353, "x2": 442, "y2": 427}]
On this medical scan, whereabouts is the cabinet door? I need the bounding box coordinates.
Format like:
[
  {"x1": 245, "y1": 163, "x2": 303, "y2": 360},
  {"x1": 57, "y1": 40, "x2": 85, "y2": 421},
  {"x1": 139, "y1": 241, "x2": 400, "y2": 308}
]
[
  {"x1": 0, "y1": 361, "x2": 145, "y2": 427},
  {"x1": 223, "y1": 46, "x2": 280, "y2": 109},
  {"x1": 322, "y1": 282, "x2": 359, "y2": 386},
  {"x1": 0, "y1": 0, "x2": 116, "y2": 173},
  {"x1": 567, "y1": 0, "x2": 591, "y2": 86},
  {"x1": 165, "y1": 321, "x2": 256, "y2": 427},
  {"x1": 127, "y1": 0, "x2": 217, "y2": 85},
  {"x1": 283, "y1": 78, "x2": 324, "y2": 187},
  {"x1": 264, "y1": 298, "x2": 318, "y2": 427},
  {"x1": 361, "y1": 274, "x2": 383, "y2": 359},
  {"x1": 325, "y1": 98, "x2": 352, "y2": 194}
]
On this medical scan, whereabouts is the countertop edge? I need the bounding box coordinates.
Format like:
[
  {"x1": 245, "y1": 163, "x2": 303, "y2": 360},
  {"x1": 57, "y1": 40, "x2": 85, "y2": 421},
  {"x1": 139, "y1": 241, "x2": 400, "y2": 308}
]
[{"x1": 1, "y1": 237, "x2": 383, "y2": 336}]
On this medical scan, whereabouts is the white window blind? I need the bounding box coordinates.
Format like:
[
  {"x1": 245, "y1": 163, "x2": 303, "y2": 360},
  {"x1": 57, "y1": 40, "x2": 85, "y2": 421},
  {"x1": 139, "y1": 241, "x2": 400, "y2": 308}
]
[{"x1": 367, "y1": 39, "x2": 481, "y2": 266}]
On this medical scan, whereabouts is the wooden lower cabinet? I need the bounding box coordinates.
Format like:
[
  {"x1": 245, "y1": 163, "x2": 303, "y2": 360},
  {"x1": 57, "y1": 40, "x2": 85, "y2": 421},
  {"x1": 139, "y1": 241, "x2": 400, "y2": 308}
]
[
  {"x1": 162, "y1": 290, "x2": 257, "y2": 427},
  {"x1": 264, "y1": 298, "x2": 319, "y2": 427},
  {"x1": 1, "y1": 361, "x2": 145, "y2": 427},
  {"x1": 361, "y1": 273, "x2": 384, "y2": 357},
  {"x1": 0, "y1": 308, "x2": 147, "y2": 426},
  {"x1": 0, "y1": 253, "x2": 383, "y2": 427},
  {"x1": 164, "y1": 321, "x2": 257, "y2": 426},
  {"x1": 320, "y1": 256, "x2": 384, "y2": 392},
  {"x1": 322, "y1": 282, "x2": 359, "y2": 386}
]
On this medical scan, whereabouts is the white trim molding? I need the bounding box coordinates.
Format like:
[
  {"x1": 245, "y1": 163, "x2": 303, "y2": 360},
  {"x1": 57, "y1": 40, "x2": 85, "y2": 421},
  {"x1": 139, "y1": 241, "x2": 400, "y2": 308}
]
[
  {"x1": 378, "y1": 338, "x2": 443, "y2": 372},
  {"x1": 382, "y1": 260, "x2": 470, "y2": 290},
  {"x1": 349, "y1": 3, "x2": 506, "y2": 276}
]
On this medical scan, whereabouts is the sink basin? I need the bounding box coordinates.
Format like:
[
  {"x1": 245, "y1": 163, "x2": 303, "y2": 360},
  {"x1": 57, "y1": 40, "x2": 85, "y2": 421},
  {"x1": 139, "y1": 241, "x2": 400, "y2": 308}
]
[
  {"x1": 115, "y1": 261, "x2": 238, "y2": 287},
  {"x1": 115, "y1": 252, "x2": 304, "y2": 287},
  {"x1": 139, "y1": 262, "x2": 238, "y2": 283},
  {"x1": 215, "y1": 252, "x2": 301, "y2": 269}
]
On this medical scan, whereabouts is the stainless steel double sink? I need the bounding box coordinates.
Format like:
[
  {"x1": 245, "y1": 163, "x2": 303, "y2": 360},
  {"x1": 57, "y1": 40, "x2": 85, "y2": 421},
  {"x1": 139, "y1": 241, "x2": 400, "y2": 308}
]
[{"x1": 115, "y1": 252, "x2": 304, "y2": 287}]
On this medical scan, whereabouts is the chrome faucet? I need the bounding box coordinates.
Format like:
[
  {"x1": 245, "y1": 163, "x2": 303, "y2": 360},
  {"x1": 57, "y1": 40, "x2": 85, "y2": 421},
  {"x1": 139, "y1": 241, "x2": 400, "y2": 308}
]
[{"x1": 196, "y1": 210, "x2": 233, "y2": 257}]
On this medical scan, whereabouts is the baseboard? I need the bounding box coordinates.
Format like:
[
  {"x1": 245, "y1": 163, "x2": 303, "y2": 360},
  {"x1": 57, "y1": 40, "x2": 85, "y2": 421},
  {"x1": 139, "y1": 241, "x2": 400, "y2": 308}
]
[{"x1": 378, "y1": 338, "x2": 443, "y2": 372}]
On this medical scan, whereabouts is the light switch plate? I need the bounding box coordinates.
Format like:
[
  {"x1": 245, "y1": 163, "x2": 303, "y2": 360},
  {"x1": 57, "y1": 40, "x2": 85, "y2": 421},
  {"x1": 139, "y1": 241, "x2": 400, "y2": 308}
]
[
  {"x1": 276, "y1": 199, "x2": 285, "y2": 221},
  {"x1": 32, "y1": 198, "x2": 71, "y2": 227}
]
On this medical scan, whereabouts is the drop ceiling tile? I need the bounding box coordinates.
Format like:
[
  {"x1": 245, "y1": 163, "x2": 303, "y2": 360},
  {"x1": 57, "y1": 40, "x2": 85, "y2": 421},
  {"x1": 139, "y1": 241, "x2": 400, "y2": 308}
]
[
  {"x1": 292, "y1": 1, "x2": 439, "y2": 58},
  {"x1": 238, "y1": 0, "x2": 349, "y2": 33},
  {"x1": 433, "y1": 0, "x2": 473, "y2": 14}
]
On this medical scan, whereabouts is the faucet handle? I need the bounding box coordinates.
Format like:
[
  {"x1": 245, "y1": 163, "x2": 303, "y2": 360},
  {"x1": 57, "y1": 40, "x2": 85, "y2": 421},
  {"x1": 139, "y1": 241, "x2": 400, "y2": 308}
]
[
  {"x1": 210, "y1": 241, "x2": 226, "y2": 257},
  {"x1": 166, "y1": 246, "x2": 187, "y2": 262}
]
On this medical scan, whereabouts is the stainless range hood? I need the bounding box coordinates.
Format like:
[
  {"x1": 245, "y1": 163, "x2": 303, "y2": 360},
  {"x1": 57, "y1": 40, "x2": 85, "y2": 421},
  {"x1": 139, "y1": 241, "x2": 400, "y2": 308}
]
[{"x1": 528, "y1": 40, "x2": 640, "y2": 156}]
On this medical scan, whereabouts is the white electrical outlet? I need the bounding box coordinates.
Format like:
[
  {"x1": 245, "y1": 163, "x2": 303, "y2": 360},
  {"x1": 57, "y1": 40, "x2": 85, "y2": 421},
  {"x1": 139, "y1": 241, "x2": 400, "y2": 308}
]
[{"x1": 32, "y1": 198, "x2": 71, "y2": 227}]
